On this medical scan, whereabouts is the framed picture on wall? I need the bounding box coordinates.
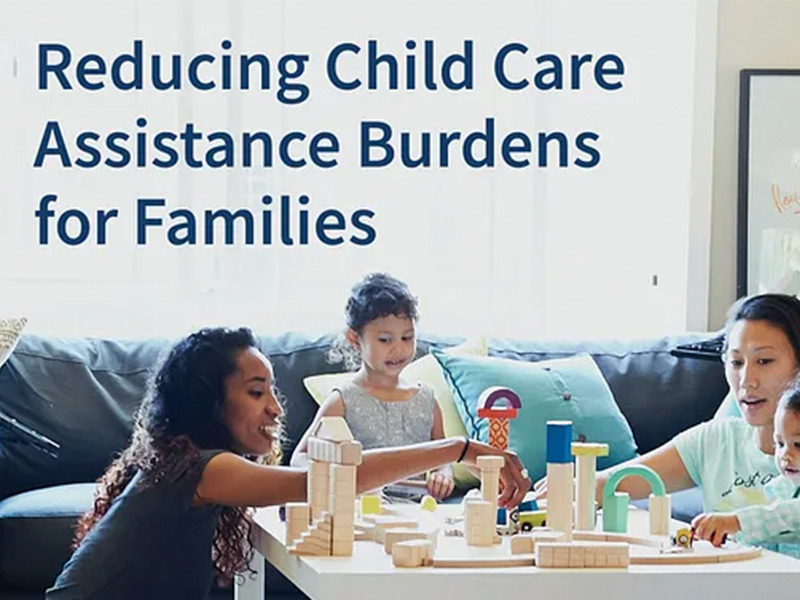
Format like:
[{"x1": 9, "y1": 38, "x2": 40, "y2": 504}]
[{"x1": 737, "y1": 69, "x2": 800, "y2": 298}]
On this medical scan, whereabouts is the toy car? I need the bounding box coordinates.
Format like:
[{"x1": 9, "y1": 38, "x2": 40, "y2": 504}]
[
  {"x1": 671, "y1": 527, "x2": 693, "y2": 549},
  {"x1": 518, "y1": 509, "x2": 547, "y2": 531}
]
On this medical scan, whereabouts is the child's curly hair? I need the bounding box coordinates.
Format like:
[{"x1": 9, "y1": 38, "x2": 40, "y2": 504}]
[
  {"x1": 328, "y1": 273, "x2": 419, "y2": 370},
  {"x1": 73, "y1": 327, "x2": 283, "y2": 585}
]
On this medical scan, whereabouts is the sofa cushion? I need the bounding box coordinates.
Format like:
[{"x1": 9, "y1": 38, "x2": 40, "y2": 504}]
[
  {"x1": 0, "y1": 483, "x2": 94, "y2": 591},
  {"x1": 0, "y1": 331, "x2": 471, "y2": 501},
  {"x1": 487, "y1": 334, "x2": 729, "y2": 454},
  {"x1": 434, "y1": 351, "x2": 638, "y2": 482},
  {"x1": 0, "y1": 335, "x2": 168, "y2": 500}
]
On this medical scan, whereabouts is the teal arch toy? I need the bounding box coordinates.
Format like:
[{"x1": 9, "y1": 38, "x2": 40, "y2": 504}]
[{"x1": 601, "y1": 465, "x2": 666, "y2": 533}]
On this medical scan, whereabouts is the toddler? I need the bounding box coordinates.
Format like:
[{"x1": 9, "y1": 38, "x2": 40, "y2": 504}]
[{"x1": 692, "y1": 378, "x2": 800, "y2": 557}]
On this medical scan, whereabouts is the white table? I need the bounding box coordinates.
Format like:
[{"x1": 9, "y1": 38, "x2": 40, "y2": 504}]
[{"x1": 236, "y1": 505, "x2": 800, "y2": 600}]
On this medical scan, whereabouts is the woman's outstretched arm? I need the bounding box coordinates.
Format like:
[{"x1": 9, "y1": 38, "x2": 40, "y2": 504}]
[{"x1": 196, "y1": 437, "x2": 530, "y2": 508}]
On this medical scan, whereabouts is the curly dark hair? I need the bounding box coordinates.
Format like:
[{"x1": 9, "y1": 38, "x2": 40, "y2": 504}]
[
  {"x1": 328, "y1": 272, "x2": 419, "y2": 369},
  {"x1": 725, "y1": 293, "x2": 800, "y2": 364},
  {"x1": 73, "y1": 327, "x2": 282, "y2": 584}
]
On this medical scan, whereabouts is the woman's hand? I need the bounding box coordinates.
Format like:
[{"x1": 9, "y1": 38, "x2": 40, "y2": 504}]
[
  {"x1": 426, "y1": 467, "x2": 455, "y2": 500},
  {"x1": 464, "y1": 440, "x2": 531, "y2": 508},
  {"x1": 691, "y1": 512, "x2": 740, "y2": 547}
]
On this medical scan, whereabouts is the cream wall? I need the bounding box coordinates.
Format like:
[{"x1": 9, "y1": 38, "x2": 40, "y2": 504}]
[{"x1": 709, "y1": 0, "x2": 800, "y2": 328}]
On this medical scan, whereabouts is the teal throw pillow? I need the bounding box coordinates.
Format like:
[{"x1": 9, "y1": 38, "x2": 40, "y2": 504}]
[{"x1": 432, "y1": 350, "x2": 638, "y2": 482}]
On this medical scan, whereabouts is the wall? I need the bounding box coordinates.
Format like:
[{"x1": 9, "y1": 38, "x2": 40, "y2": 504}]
[{"x1": 709, "y1": 0, "x2": 800, "y2": 328}]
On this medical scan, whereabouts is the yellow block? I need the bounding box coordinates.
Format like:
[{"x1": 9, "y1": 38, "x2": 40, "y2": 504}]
[
  {"x1": 570, "y1": 443, "x2": 609, "y2": 457},
  {"x1": 361, "y1": 495, "x2": 382, "y2": 516},
  {"x1": 420, "y1": 495, "x2": 438, "y2": 512}
]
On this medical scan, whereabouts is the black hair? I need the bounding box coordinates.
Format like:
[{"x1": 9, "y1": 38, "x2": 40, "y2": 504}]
[
  {"x1": 779, "y1": 376, "x2": 800, "y2": 417},
  {"x1": 724, "y1": 293, "x2": 800, "y2": 365},
  {"x1": 328, "y1": 272, "x2": 419, "y2": 370},
  {"x1": 344, "y1": 272, "x2": 418, "y2": 332},
  {"x1": 149, "y1": 326, "x2": 260, "y2": 449}
]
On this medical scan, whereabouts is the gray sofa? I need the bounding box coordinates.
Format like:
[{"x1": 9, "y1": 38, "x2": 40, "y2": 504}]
[{"x1": 0, "y1": 331, "x2": 728, "y2": 599}]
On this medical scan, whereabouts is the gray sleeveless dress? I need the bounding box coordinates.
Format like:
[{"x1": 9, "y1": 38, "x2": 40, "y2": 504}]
[{"x1": 336, "y1": 382, "x2": 436, "y2": 449}]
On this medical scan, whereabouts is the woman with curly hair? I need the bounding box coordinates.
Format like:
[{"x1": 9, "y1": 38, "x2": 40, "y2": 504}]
[{"x1": 46, "y1": 327, "x2": 529, "y2": 600}]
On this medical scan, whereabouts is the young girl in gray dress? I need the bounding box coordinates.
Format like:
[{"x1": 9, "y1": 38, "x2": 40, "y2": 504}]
[{"x1": 291, "y1": 273, "x2": 455, "y2": 499}]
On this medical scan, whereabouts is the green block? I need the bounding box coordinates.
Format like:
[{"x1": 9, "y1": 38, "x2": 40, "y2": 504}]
[{"x1": 602, "y1": 492, "x2": 629, "y2": 533}]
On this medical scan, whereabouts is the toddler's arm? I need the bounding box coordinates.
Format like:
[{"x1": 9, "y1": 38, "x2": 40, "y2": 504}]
[
  {"x1": 691, "y1": 512, "x2": 740, "y2": 547},
  {"x1": 736, "y1": 498, "x2": 800, "y2": 544}
]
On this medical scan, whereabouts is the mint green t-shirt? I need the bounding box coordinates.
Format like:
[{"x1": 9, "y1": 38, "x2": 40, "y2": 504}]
[{"x1": 674, "y1": 417, "x2": 779, "y2": 512}]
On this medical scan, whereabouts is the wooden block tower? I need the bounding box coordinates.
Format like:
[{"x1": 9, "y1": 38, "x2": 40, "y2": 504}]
[
  {"x1": 546, "y1": 421, "x2": 573, "y2": 542},
  {"x1": 571, "y1": 442, "x2": 609, "y2": 530},
  {"x1": 287, "y1": 416, "x2": 362, "y2": 556},
  {"x1": 477, "y1": 387, "x2": 521, "y2": 533},
  {"x1": 464, "y1": 455, "x2": 504, "y2": 546}
]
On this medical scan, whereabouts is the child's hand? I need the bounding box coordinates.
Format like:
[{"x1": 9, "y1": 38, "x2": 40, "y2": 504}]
[
  {"x1": 691, "y1": 512, "x2": 741, "y2": 547},
  {"x1": 427, "y1": 468, "x2": 455, "y2": 500}
]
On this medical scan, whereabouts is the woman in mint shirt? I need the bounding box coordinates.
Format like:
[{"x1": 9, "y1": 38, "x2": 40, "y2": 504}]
[{"x1": 534, "y1": 294, "x2": 800, "y2": 515}]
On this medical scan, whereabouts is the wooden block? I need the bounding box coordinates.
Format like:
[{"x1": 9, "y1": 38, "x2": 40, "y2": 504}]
[
  {"x1": 354, "y1": 521, "x2": 376, "y2": 541},
  {"x1": 569, "y1": 546, "x2": 585, "y2": 567},
  {"x1": 648, "y1": 494, "x2": 671, "y2": 536},
  {"x1": 354, "y1": 529, "x2": 374, "y2": 541},
  {"x1": 313, "y1": 516, "x2": 333, "y2": 530},
  {"x1": 376, "y1": 521, "x2": 417, "y2": 542},
  {"x1": 288, "y1": 544, "x2": 327, "y2": 556},
  {"x1": 384, "y1": 528, "x2": 430, "y2": 554},
  {"x1": 332, "y1": 521, "x2": 354, "y2": 535},
  {"x1": 291, "y1": 537, "x2": 329, "y2": 555},
  {"x1": 392, "y1": 539, "x2": 433, "y2": 568},
  {"x1": 476, "y1": 455, "x2": 505, "y2": 470},
  {"x1": 532, "y1": 531, "x2": 564, "y2": 547},
  {"x1": 360, "y1": 495, "x2": 381, "y2": 516},
  {"x1": 338, "y1": 440, "x2": 363, "y2": 465},
  {"x1": 331, "y1": 464, "x2": 357, "y2": 482},
  {"x1": 574, "y1": 454, "x2": 598, "y2": 530},
  {"x1": 285, "y1": 502, "x2": 311, "y2": 545},
  {"x1": 313, "y1": 416, "x2": 354, "y2": 442},
  {"x1": 286, "y1": 502, "x2": 310, "y2": 521},
  {"x1": 331, "y1": 538, "x2": 354, "y2": 556},
  {"x1": 570, "y1": 443, "x2": 610, "y2": 457},
  {"x1": 308, "y1": 438, "x2": 337, "y2": 463},
  {"x1": 535, "y1": 545, "x2": 554, "y2": 568},
  {"x1": 511, "y1": 535, "x2": 534, "y2": 555},
  {"x1": 546, "y1": 462, "x2": 573, "y2": 542},
  {"x1": 309, "y1": 461, "x2": 329, "y2": 476},
  {"x1": 304, "y1": 527, "x2": 330, "y2": 542},
  {"x1": 432, "y1": 556, "x2": 535, "y2": 568},
  {"x1": 553, "y1": 547, "x2": 570, "y2": 561},
  {"x1": 465, "y1": 500, "x2": 494, "y2": 546}
]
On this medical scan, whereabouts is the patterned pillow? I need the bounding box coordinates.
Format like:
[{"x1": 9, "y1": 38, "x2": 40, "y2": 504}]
[{"x1": 0, "y1": 317, "x2": 27, "y2": 370}]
